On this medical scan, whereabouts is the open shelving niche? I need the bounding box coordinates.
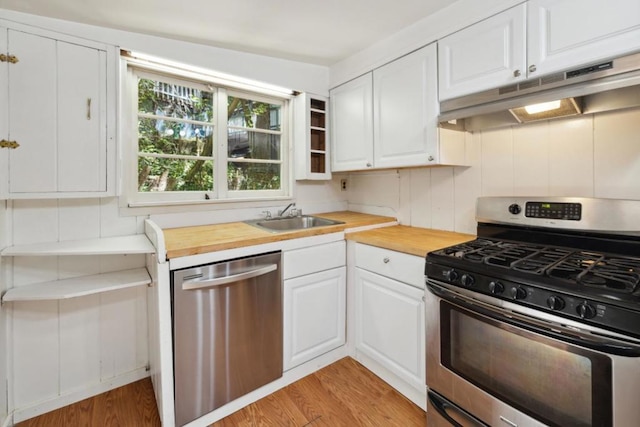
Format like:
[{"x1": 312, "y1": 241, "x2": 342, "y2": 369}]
[{"x1": 1, "y1": 234, "x2": 156, "y2": 303}]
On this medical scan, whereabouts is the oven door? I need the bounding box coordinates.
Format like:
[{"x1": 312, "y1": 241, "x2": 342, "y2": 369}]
[{"x1": 426, "y1": 279, "x2": 640, "y2": 427}]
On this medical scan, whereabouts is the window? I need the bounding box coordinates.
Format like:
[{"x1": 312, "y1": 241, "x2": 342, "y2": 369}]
[{"x1": 126, "y1": 66, "x2": 290, "y2": 206}]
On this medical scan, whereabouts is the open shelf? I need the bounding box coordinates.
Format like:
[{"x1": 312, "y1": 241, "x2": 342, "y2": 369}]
[
  {"x1": 2, "y1": 268, "x2": 151, "y2": 302},
  {"x1": 1, "y1": 234, "x2": 155, "y2": 256}
]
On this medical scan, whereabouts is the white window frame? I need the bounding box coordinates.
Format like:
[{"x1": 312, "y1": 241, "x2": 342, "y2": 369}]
[{"x1": 122, "y1": 63, "x2": 291, "y2": 207}]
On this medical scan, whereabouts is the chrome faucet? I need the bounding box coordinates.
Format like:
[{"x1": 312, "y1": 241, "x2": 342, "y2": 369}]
[{"x1": 278, "y1": 202, "x2": 296, "y2": 217}]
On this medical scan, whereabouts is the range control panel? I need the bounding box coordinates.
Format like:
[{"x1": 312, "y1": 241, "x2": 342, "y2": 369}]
[{"x1": 525, "y1": 202, "x2": 582, "y2": 220}]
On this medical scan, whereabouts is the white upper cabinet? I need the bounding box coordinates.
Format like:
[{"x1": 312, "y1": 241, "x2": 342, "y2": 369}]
[
  {"x1": 438, "y1": 4, "x2": 527, "y2": 101},
  {"x1": 439, "y1": 1, "x2": 640, "y2": 101},
  {"x1": 330, "y1": 73, "x2": 373, "y2": 171},
  {"x1": 0, "y1": 24, "x2": 115, "y2": 199},
  {"x1": 331, "y1": 44, "x2": 462, "y2": 171},
  {"x1": 373, "y1": 43, "x2": 439, "y2": 168},
  {"x1": 528, "y1": 0, "x2": 640, "y2": 77}
]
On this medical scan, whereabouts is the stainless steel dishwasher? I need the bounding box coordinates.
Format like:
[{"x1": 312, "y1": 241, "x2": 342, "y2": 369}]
[{"x1": 171, "y1": 251, "x2": 283, "y2": 426}]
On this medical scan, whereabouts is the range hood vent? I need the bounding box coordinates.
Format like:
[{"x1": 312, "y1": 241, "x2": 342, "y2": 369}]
[{"x1": 439, "y1": 51, "x2": 640, "y2": 132}]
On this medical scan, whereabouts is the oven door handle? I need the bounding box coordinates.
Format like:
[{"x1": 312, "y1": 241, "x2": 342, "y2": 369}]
[
  {"x1": 428, "y1": 281, "x2": 640, "y2": 357},
  {"x1": 428, "y1": 391, "x2": 489, "y2": 427}
]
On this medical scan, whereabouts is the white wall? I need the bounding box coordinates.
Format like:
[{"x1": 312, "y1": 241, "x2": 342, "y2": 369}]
[
  {"x1": 0, "y1": 201, "x2": 9, "y2": 425},
  {"x1": 345, "y1": 107, "x2": 640, "y2": 235},
  {"x1": 0, "y1": 9, "x2": 329, "y2": 96}
]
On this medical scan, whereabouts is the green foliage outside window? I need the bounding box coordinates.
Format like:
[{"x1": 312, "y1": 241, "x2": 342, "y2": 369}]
[{"x1": 137, "y1": 77, "x2": 283, "y2": 194}]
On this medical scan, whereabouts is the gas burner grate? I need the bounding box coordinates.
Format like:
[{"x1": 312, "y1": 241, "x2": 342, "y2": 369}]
[
  {"x1": 511, "y1": 248, "x2": 572, "y2": 274},
  {"x1": 435, "y1": 238, "x2": 497, "y2": 260},
  {"x1": 548, "y1": 253, "x2": 640, "y2": 293}
]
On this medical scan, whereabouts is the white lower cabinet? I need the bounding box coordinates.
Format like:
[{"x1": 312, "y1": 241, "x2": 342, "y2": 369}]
[
  {"x1": 353, "y1": 243, "x2": 425, "y2": 407},
  {"x1": 283, "y1": 267, "x2": 346, "y2": 370},
  {"x1": 283, "y1": 241, "x2": 346, "y2": 371}
]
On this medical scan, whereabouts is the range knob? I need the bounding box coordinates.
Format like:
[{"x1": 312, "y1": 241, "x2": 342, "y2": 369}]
[
  {"x1": 547, "y1": 295, "x2": 565, "y2": 311},
  {"x1": 488, "y1": 281, "x2": 505, "y2": 295},
  {"x1": 511, "y1": 286, "x2": 527, "y2": 300},
  {"x1": 460, "y1": 274, "x2": 475, "y2": 288},
  {"x1": 445, "y1": 269, "x2": 459, "y2": 282},
  {"x1": 576, "y1": 302, "x2": 597, "y2": 319},
  {"x1": 508, "y1": 204, "x2": 522, "y2": 215}
]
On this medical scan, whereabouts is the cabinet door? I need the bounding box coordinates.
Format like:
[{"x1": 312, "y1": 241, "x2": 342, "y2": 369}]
[
  {"x1": 7, "y1": 29, "x2": 107, "y2": 195},
  {"x1": 283, "y1": 267, "x2": 346, "y2": 370},
  {"x1": 8, "y1": 30, "x2": 57, "y2": 193},
  {"x1": 354, "y1": 268, "x2": 425, "y2": 391},
  {"x1": 438, "y1": 4, "x2": 526, "y2": 101},
  {"x1": 528, "y1": 0, "x2": 640, "y2": 77},
  {"x1": 330, "y1": 74, "x2": 373, "y2": 171},
  {"x1": 373, "y1": 44, "x2": 438, "y2": 168}
]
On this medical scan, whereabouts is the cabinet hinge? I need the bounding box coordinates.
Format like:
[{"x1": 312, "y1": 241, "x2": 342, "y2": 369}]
[
  {"x1": 0, "y1": 140, "x2": 19, "y2": 149},
  {"x1": 0, "y1": 54, "x2": 18, "y2": 64}
]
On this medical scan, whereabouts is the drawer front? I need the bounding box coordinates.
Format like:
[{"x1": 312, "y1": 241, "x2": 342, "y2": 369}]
[
  {"x1": 284, "y1": 240, "x2": 346, "y2": 279},
  {"x1": 355, "y1": 243, "x2": 424, "y2": 289}
]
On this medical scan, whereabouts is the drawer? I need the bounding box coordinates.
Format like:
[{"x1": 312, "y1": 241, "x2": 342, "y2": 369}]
[
  {"x1": 355, "y1": 243, "x2": 424, "y2": 289},
  {"x1": 284, "y1": 241, "x2": 346, "y2": 279}
]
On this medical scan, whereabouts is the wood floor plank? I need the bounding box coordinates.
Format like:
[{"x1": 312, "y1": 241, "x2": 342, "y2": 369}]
[{"x1": 16, "y1": 357, "x2": 425, "y2": 427}]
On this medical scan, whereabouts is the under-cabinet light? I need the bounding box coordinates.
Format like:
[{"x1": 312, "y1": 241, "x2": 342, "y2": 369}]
[
  {"x1": 509, "y1": 97, "x2": 582, "y2": 123},
  {"x1": 524, "y1": 100, "x2": 562, "y2": 114}
]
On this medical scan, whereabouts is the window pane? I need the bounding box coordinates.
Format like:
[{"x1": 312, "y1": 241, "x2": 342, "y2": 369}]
[
  {"x1": 139, "y1": 118, "x2": 213, "y2": 156},
  {"x1": 138, "y1": 156, "x2": 213, "y2": 192},
  {"x1": 228, "y1": 96, "x2": 281, "y2": 130},
  {"x1": 227, "y1": 163, "x2": 281, "y2": 191},
  {"x1": 227, "y1": 130, "x2": 280, "y2": 160},
  {"x1": 138, "y1": 78, "x2": 213, "y2": 122}
]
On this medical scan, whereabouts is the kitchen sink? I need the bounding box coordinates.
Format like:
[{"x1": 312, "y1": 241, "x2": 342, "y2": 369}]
[{"x1": 244, "y1": 215, "x2": 344, "y2": 233}]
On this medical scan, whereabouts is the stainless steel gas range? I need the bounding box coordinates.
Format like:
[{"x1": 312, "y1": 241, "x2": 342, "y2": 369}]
[{"x1": 424, "y1": 197, "x2": 640, "y2": 427}]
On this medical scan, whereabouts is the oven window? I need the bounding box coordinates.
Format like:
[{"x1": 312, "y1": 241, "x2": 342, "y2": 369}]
[{"x1": 441, "y1": 302, "x2": 612, "y2": 427}]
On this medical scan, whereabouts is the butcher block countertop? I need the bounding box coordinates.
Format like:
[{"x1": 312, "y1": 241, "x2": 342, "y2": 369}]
[
  {"x1": 162, "y1": 211, "x2": 397, "y2": 259},
  {"x1": 346, "y1": 225, "x2": 475, "y2": 258}
]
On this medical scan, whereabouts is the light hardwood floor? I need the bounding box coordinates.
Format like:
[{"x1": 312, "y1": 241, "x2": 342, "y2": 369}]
[{"x1": 17, "y1": 357, "x2": 426, "y2": 427}]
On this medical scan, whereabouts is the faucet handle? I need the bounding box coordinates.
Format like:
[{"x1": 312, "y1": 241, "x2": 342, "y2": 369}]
[{"x1": 262, "y1": 210, "x2": 272, "y2": 219}]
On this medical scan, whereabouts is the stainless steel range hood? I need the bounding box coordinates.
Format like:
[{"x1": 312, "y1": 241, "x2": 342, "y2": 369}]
[{"x1": 439, "y1": 51, "x2": 640, "y2": 132}]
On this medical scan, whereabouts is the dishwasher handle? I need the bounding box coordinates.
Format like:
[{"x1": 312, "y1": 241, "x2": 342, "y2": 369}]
[{"x1": 182, "y1": 263, "x2": 278, "y2": 291}]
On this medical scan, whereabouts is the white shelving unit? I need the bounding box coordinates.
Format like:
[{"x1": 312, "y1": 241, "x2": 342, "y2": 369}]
[
  {"x1": 1, "y1": 234, "x2": 155, "y2": 256},
  {"x1": 1, "y1": 234, "x2": 156, "y2": 303},
  {"x1": 2, "y1": 268, "x2": 151, "y2": 302}
]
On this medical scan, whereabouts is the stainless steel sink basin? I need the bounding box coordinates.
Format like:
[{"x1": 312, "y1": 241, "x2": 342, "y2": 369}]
[{"x1": 244, "y1": 215, "x2": 344, "y2": 233}]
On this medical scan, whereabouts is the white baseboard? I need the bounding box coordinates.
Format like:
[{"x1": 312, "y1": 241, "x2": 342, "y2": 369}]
[
  {"x1": 1, "y1": 413, "x2": 12, "y2": 427},
  {"x1": 12, "y1": 367, "x2": 149, "y2": 424},
  {"x1": 354, "y1": 351, "x2": 427, "y2": 410}
]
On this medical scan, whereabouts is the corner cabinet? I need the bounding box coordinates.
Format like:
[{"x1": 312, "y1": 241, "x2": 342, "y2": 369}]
[
  {"x1": 439, "y1": 1, "x2": 640, "y2": 101},
  {"x1": 353, "y1": 243, "x2": 426, "y2": 409},
  {"x1": 0, "y1": 22, "x2": 116, "y2": 199},
  {"x1": 331, "y1": 43, "x2": 462, "y2": 171},
  {"x1": 293, "y1": 93, "x2": 331, "y2": 179},
  {"x1": 330, "y1": 74, "x2": 373, "y2": 172}
]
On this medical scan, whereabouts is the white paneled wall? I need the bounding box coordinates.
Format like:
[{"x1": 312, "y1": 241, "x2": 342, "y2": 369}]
[
  {"x1": 0, "y1": 201, "x2": 9, "y2": 424},
  {"x1": 5, "y1": 197, "x2": 149, "y2": 421},
  {"x1": 346, "y1": 107, "x2": 640, "y2": 235}
]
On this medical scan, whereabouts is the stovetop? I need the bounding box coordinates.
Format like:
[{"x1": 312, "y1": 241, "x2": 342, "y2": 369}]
[
  {"x1": 425, "y1": 197, "x2": 640, "y2": 336},
  {"x1": 434, "y1": 238, "x2": 640, "y2": 296}
]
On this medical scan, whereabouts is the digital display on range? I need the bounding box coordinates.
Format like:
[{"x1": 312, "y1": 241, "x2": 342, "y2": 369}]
[{"x1": 525, "y1": 202, "x2": 581, "y2": 220}]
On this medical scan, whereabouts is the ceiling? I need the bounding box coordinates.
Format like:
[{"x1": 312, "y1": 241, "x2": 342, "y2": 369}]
[{"x1": 0, "y1": 0, "x2": 457, "y2": 65}]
